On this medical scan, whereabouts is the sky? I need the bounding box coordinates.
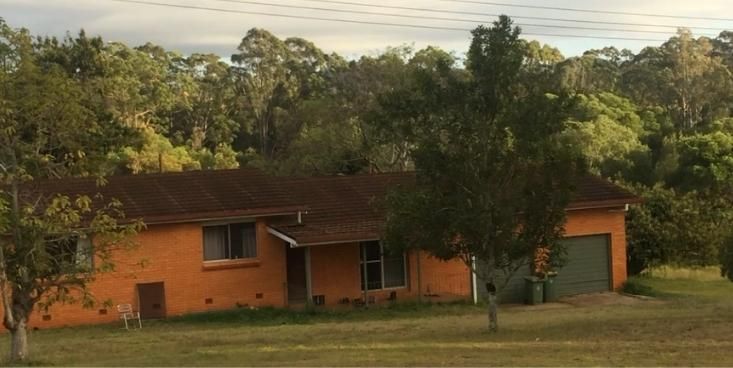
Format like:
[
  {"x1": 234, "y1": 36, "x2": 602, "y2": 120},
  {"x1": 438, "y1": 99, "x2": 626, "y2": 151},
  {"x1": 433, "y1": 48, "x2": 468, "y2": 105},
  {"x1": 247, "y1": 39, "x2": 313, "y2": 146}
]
[{"x1": 1, "y1": 0, "x2": 732, "y2": 59}]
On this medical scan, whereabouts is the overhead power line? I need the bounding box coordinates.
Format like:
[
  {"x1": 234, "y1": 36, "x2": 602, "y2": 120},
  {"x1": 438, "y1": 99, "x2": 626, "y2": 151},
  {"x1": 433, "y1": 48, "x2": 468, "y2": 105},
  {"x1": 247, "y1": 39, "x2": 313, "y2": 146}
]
[
  {"x1": 294, "y1": 0, "x2": 729, "y2": 32},
  {"x1": 440, "y1": 0, "x2": 733, "y2": 22},
  {"x1": 207, "y1": 0, "x2": 718, "y2": 37},
  {"x1": 110, "y1": 0, "x2": 672, "y2": 42}
]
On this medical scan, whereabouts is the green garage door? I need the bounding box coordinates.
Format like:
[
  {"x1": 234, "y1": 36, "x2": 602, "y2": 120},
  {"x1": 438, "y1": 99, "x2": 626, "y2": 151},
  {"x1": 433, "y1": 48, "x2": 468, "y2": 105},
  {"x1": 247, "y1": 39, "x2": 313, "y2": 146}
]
[
  {"x1": 475, "y1": 234, "x2": 611, "y2": 303},
  {"x1": 555, "y1": 235, "x2": 611, "y2": 296}
]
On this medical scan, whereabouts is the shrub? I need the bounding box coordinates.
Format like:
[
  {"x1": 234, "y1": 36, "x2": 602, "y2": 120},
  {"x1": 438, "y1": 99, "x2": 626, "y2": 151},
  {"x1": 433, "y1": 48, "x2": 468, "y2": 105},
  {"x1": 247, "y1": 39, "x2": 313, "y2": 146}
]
[
  {"x1": 626, "y1": 185, "x2": 726, "y2": 275},
  {"x1": 721, "y1": 234, "x2": 733, "y2": 282},
  {"x1": 622, "y1": 277, "x2": 656, "y2": 297}
]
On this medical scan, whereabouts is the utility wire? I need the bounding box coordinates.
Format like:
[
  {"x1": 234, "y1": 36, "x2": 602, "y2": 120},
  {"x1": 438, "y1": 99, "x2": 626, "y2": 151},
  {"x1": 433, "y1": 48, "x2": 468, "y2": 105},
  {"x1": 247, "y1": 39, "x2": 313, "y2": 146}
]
[
  {"x1": 206, "y1": 0, "x2": 718, "y2": 37},
  {"x1": 110, "y1": 0, "x2": 671, "y2": 42},
  {"x1": 293, "y1": 0, "x2": 728, "y2": 32},
  {"x1": 440, "y1": 0, "x2": 733, "y2": 22}
]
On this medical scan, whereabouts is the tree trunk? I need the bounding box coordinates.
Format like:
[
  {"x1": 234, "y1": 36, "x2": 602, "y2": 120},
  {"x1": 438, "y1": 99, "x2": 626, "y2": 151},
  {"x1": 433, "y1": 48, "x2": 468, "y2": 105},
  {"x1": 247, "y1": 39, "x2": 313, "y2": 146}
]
[
  {"x1": 486, "y1": 284, "x2": 498, "y2": 333},
  {"x1": 9, "y1": 318, "x2": 28, "y2": 363},
  {"x1": 485, "y1": 258, "x2": 499, "y2": 333},
  {"x1": 6, "y1": 178, "x2": 31, "y2": 362}
]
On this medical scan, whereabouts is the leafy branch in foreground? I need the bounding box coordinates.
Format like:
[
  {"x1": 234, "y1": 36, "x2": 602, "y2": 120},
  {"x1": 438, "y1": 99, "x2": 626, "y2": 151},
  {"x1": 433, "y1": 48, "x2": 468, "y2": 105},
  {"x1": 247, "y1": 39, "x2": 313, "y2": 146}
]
[{"x1": 379, "y1": 16, "x2": 584, "y2": 333}]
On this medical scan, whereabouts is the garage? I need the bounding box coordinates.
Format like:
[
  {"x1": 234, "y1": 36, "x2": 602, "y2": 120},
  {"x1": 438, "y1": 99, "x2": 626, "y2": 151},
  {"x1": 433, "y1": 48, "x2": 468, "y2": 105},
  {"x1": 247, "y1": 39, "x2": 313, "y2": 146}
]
[
  {"x1": 476, "y1": 234, "x2": 612, "y2": 303},
  {"x1": 555, "y1": 235, "x2": 611, "y2": 296}
]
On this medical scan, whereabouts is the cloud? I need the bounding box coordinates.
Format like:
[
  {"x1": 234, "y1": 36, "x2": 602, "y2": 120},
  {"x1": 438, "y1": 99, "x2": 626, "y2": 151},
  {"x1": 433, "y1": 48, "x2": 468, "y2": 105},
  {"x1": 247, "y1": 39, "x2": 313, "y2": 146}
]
[{"x1": 1, "y1": 0, "x2": 729, "y2": 58}]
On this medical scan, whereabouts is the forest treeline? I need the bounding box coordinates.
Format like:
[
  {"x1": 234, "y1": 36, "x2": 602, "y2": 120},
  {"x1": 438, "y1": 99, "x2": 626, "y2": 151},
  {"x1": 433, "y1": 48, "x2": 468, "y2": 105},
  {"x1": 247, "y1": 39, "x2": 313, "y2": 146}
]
[{"x1": 2, "y1": 18, "x2": 733, "y2": 276}]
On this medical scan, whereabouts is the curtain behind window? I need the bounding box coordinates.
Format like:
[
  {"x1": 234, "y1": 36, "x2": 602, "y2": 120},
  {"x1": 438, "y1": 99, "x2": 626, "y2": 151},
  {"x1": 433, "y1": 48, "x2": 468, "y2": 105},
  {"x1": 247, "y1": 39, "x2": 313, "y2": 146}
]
[
  {"x1": 230, "y1": 223, "x2": 257, "y2": 259},
  {"x1": 203, "y1": 225, "x2": 228, "y2": 260},
  {"x1": 241, "y1": 225, "x2": 257, "y2": 258}
]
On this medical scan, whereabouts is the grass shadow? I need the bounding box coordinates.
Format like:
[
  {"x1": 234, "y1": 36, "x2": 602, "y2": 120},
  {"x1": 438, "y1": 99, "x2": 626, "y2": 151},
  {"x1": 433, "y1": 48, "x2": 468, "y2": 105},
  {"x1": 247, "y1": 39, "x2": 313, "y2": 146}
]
[{"x1": 162, "y1": 299, "x2": 479, "y2": 327}]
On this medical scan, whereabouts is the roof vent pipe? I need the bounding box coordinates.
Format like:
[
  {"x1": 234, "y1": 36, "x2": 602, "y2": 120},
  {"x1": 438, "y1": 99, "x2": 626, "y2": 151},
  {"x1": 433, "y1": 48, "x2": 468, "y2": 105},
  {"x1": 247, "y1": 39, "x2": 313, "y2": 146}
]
[{"x1": 297, "y1": 211, "x2": 302, "y2": 224}]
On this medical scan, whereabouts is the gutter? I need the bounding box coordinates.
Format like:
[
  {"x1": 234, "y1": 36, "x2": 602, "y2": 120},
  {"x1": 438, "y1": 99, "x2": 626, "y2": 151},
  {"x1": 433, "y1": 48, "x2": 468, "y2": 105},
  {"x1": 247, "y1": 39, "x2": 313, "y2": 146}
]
[{"x1": 266, "y1": 227, "x2": 299, "y2": 247}]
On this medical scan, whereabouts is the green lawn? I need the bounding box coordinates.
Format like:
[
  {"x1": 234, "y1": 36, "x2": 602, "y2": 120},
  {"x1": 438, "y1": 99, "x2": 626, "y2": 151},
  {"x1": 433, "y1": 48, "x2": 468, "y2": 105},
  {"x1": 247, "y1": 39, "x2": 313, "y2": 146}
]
[{"x1": 4, "y1": 269, "x2": 733, "y2": 366}]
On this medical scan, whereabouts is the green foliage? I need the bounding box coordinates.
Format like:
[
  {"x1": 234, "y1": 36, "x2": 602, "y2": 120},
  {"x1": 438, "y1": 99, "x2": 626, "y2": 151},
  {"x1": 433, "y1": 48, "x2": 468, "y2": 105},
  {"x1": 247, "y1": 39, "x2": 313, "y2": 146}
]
[
  {"x1": 272, "y1": 117, "x2": 367, "y2": 175},
  {"x1": 169, "y1": 53, "x2": 239, "y2": 150},
  {"x1": 524, "y1": 40, "x2": 564, "y2": 64},
  {"x1": 572, "y1": 93, "x2": 647, "y2": 134},
  {"x1": 165, "y1": 300, "x2": 474, "y2": 326},
  {"x1": 190, "y1": 144, "x2": 240, "y2": 170},
  {"x1": 622, "y1": 277, "x2": 657, "y2": 297},
  {"x1": 624, "y1": 267, "x2": 731, "y2": 304},
  {"x1": 6, "y1": 19, "x2": 733, "y2": 186},
  {"x1": 380, "y1": 17, "x2": 584, "y2": 295},
  {"x1": 111, "y1": 126, "x2": 200, "y2": 173},
  {"x1": 3, "y1": 13, "x2": 733, "y2": 360},
  {"x1": 670, "y1": 131, "x2": 733, "y2": 194},
  {"x1": 621, "y1": 30, "x2": 733, "y2": 130},
  {"x1": 626, "y1": 186, "x2": 727, "y2": 275},
  {"x1": 562, "y1": 115, "x2": 648, "y2": 179},
  {"x1": 0, "y1": 20, "x2": 142, "y2": 361},
  {"x1": 556, "y1": 51, "x2": 621, "y2": 93},
  {"x1": 3, "y1": 8, "x2": 733, "y2": 325},
  {"x1": 0, "y1": 196, "x2": 7, "y2": 234},
  {"x1": 714, "y1": 31, "x2": 733, "y2": 69},
  {"x1": 721, "y1": 234, "x2": 733, "y2": 282}
]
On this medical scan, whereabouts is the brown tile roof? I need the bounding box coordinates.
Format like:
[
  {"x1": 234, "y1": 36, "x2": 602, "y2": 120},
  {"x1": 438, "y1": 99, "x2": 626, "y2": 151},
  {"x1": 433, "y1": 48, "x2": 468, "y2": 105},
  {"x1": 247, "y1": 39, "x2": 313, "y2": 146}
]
[
  {"x1": 567, "y1": 175, "x2": 642, "y2": 210},
  {"x1": 28, "y1": 168, "x2": 306, "y2": 225},
  {"x1": 29, "y1": 169, "x2": 639, "y2": 245},
  {"x1": 270, "y1": 172, "x2": 640, "y2": 245},
  {"x1": 271, "y1": 172, "x2": 412, "y2": 245}
]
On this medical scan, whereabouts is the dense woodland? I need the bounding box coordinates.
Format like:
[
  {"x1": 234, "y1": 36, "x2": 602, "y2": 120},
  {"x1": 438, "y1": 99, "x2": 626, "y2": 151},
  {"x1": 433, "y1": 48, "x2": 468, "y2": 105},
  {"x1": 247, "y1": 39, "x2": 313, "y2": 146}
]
[{"x1": 3, "y1": 18, "x2": 733, "y2": 278}]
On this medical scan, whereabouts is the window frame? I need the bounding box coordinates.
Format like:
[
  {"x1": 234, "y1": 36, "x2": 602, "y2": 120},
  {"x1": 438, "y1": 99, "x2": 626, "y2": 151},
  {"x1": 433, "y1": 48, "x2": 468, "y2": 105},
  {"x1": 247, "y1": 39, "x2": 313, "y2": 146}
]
[
  {"x1": 46, "y1": 234, "x2": 94, "y2": 273},
  {"x1": 360, "y1": 241, "x2": 407, "y2": 291},
  {"x1": 202, "y1": 219, "x2": 258, "y2": 262}
]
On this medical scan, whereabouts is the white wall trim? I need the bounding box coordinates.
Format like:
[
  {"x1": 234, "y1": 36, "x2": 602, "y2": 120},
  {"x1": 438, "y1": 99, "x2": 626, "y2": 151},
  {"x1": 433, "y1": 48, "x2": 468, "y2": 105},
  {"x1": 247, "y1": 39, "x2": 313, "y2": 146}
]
[
  {"x1": 266, "y1": 227, "x2": 298, "y2": 246},
  {"x1": 471, "y1": 256, "x2": 478, "y2": 305}
]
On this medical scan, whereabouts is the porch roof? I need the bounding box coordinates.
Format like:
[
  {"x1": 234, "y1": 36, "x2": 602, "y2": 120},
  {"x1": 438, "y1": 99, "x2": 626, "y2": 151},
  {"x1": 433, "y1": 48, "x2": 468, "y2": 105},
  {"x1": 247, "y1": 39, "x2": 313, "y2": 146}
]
[
  {"x1": 269, "y1": 172, "x2": 641, "y2": 247},
  {"x1": 268, "y1": 172, "x2": 408, "y2": 246}
]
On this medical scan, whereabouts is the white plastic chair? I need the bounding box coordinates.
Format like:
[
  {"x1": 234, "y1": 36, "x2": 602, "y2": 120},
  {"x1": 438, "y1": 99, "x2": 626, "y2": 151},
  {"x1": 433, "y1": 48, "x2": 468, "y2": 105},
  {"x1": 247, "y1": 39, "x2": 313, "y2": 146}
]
[{"x1": 117, "y1": 303, "x2": 142, "y2": 330}]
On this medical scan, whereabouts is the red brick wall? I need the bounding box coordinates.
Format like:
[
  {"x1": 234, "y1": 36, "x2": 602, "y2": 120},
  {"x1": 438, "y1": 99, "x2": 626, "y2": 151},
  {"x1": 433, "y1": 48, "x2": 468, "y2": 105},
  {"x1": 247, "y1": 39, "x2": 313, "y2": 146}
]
[
  {"x1": 2, "y1": 219, "x2": 288, "y2": 329},
  {"x1": 310, "y1": 243, "x2": 362, "y2": 304},
  {"x1": 565, "y1": 207, "x2": 628, "y2": 290},
  {"x1": 1, "y1": 206, "x2": 627, "y2": 329},
  {"x1": 410, "y1": 251, "x2": 472, "y2": 300},
  {"x1": 309, "y1": 243, "x2": 471, "y2": 306}
]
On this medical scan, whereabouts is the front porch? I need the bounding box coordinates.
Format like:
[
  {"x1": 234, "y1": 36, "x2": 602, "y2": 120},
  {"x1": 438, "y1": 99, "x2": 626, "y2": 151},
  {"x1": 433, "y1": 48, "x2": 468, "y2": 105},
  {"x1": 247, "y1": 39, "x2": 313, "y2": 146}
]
[{"x1": 280, "y1": 240, "x2": 472, "y2": 308}]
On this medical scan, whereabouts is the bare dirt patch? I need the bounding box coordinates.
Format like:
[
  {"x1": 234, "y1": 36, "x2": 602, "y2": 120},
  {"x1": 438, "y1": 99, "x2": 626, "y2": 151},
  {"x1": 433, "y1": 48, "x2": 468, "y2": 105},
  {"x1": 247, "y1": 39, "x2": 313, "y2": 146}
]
[{"x1": 504, "y1": 291, "x2": 658, "y2": 311}]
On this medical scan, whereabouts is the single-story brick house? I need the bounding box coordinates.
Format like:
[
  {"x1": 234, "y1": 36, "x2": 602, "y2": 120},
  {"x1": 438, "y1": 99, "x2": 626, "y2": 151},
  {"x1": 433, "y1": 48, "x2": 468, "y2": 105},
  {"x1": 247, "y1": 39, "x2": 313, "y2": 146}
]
[{"x1": 4, "y1": 169, "x2": 638, "y2": 329}]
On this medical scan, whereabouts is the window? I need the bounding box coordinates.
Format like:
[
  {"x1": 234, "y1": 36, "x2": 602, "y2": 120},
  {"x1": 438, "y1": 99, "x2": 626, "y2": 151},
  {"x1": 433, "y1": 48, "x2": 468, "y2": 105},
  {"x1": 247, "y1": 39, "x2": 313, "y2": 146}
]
[
  {"x1": 360, "y1": 241, "x2": 406, "y2": 290},
  {"x1": 203, "y1": 222, "x2": 257, "y2": 261},
  {"x1": 75, "y1": 237, "x2": 93, "y2": 269},
  {"x1": 47, "y1": 236, "x2": 93, "y2": 272}
]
